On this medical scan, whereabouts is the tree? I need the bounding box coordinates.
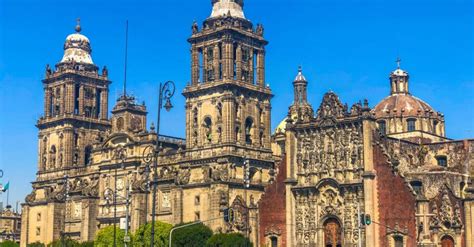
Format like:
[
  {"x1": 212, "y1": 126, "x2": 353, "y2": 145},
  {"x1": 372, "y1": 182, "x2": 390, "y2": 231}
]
[
  {"x1": 132, "y1": 221, "x2": 172, "y2": 247},
  {"x1": 27, "y1": 243, "x2": 45, "y2": 247},
  {"x1": 206, "y1": 233, "x2": 252, "y2": 247},
  {"x1": 171, "y1": 223, "x2": 212, "y2": 247},
  {"x1": 46, "y1": 239, "x2": 93, "y2": 247},
  {"x1": 47, "y1": 239, "x2": 79, "y2": 247},
  {"x1": 0, "y1": 240, "x2": 19, "y2": 247},
  {"x1": 95, "y1": 226, "x2": 127, "y2": 247}
]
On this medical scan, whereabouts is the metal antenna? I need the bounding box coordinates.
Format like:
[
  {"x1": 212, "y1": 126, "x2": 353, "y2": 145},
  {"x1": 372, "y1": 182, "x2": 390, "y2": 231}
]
[{"x1": 123, "y1": 20, "x2": 129, "y2": 97}]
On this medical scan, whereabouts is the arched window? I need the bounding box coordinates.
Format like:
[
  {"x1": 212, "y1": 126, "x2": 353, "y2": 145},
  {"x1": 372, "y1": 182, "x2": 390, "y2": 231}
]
[
  {"x1": 245, "y1": 117, "x2": 254, "y2": 144},
  {"x1": 393, "y1": 235, "x2": 404, "y2": 247},
  {"x1": 378, "y1": 120, "x2": 386, "y2": 135},
  {"x1": 407, "y1": 119, "x2": 416, "y2": 132},
  {"x1": 203, "y1": 117, "x2": 212, "y2": 143},
  {"x1": 436, "y1": 155, "x2": 447, "y2": 167},
  {"x1": 433, "y1": 120, "x2": 439, "y2": 134},
  {"x1": 84, "y1": 145, "x2": 93, "y2": 166},
  {"x1": 270, "y1": 236, "x2": 278, "y2": 247}
]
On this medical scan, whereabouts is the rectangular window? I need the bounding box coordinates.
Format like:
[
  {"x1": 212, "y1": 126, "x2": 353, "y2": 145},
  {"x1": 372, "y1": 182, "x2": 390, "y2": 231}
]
[
  {"x1": 436, "y1": 156, "x2": 447, "y2": 167},
  {"x1": 378, "y1": 121, "x2": 386, "y2": 135},
  {"x1": 407, "y1": 119, "x2": 416, "y2": 132}
]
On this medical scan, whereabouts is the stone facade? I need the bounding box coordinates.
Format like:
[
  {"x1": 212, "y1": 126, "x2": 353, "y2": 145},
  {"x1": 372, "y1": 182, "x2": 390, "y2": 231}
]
[
  {"x1": 0, "y1": 205, "x2": 21, "y2": 243},
  {"x1": 20, "y1": 1, "x2": 473, "y2": 247}
]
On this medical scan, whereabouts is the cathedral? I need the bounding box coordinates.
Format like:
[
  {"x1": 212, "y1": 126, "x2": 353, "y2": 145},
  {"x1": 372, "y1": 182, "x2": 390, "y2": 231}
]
[{"x1": 20, "y1": 1, "x2": 473, "y2": 247}]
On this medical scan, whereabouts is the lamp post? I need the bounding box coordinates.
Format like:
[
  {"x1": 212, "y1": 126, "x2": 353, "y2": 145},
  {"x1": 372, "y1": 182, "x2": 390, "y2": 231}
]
[
  {"x1": 149, "y1": 81, "x2": 175, "y2": 247},
  {"x1": 61, "y1": 175, "x2": 70, "y2": 247},
  {"x1": 111, "y1": 146, "x2": 127, "y2": 247}
]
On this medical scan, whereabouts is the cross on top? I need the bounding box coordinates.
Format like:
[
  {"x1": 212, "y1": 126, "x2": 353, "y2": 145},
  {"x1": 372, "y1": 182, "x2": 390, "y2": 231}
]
[{"x1": 396, "y1": 57, "x2": 401, "y2": 69}]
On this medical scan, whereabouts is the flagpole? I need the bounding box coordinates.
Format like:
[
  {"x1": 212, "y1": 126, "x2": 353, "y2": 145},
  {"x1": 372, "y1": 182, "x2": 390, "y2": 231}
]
[{"x1": 6, "y1": 183, "x2": 9, "y2": 207}]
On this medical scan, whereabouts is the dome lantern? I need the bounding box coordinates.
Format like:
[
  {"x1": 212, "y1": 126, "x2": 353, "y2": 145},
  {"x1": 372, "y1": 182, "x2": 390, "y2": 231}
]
[
  {"x1": 60, "y1": 18, "x2": 94, "y2": 65},
  {"x1": 390, "y1": 57, "x2": 409, "y2": 94}
]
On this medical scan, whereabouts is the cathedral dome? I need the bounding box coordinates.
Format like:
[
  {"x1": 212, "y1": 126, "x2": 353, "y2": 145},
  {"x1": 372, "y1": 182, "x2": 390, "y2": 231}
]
[
  {"x1": 373, "y1": 94, "x2": 439, "y2": 119},
  {"x1": 60, "y1": 21, "x2": 94, "y2": 64},
  {"x1": 274, "y1": 117, "x2": 288, "y2": 134}
]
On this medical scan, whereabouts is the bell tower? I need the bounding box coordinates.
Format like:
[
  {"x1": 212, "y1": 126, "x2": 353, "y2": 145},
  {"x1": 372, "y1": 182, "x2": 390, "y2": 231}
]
[
  {"x1": 37, "y1": 20, "x2": 111, "y2": 175},
  {"x1": 181, "y1": 0, "x2": 274, "y2": 241},
  {"x1": 185, "y1": 0, "x2": 272, "y2": 152}
]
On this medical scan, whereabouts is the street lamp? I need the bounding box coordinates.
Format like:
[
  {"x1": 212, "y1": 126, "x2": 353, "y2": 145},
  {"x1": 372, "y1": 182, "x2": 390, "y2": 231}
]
[
  {"x1": 61, "y1": 175, "x2": 70, "y2": 247},
  {"x1": 149, "y1": 81, "x2": 175, "y2": 247},
  {"x1": 111, "y1": 146, "x2": 127, "y2": 247},
  {"x1": 104, "y1": 174, "x2": 132, "y2": 247}
]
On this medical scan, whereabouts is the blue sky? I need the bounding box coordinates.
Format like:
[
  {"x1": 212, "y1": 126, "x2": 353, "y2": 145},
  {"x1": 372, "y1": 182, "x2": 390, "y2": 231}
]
[{"x1": 0, "y1": 0, "x2": 473, "y2": 209}]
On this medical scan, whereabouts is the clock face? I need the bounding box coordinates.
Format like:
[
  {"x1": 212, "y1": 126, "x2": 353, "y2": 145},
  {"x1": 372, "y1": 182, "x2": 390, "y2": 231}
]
[
  {"x1": 117, "y1": 117, "x2": 124, "y2": 131},
  {"x1": 131, "y1": 116, "x2": 141, "y2": 131}
]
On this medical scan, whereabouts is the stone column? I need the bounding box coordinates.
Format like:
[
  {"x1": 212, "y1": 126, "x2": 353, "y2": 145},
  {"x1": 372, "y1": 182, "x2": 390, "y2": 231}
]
[
  {"x1": 257, "y1": 50, "x2": 265, "y2": 87},
  {"x1": 78, "y1": 85, "x2": 84, "y2": 116},
  {"x1": 45, "y1": 88, "x2": 51, "y2": 117},
  {"x1": 191, "y1": 45, "x2": 200, "y2": 85},
  {"x1": 81, "y1": 198, "x2": 98, "y2": 242},
  {"x1": 236, "y1": 45, "x2": 242, "y2": 82},
  {"x1": 131, "y1": 193, "x2": 147, "y2": 233},
  {"x1": 222, "y1": 97, "x2": 234, "y2": 144},
  {"x1": 65, "y1": 83, "x2": 74, "y2": 114},
  {"x1": 362, "y1": 119, "x2": 378, "y2": 246},
  {"x1": 59, "y1": 85, "x2": 65, "y2": 115},
  {"x1": 264, "y1": 104, "x2": 272, "y2": 149},
  {"x1": 20, "y1": 205, "x2": 30, "y2": 247},
  {"x1": 100, "y1": 88, "x2": 108, "y2": 120},
  {"x1": 63, "y1": 129, "x2": 73, "y2": 168},
  {"x1": 213, "y1": 44, "x2": 220, "y2": 81},
  {"x1": 465, "y1": 200, "x2": 474, "y2": 247},
  {"x1": 223, "y1": 41, "x2": 233, "y2": 80}
]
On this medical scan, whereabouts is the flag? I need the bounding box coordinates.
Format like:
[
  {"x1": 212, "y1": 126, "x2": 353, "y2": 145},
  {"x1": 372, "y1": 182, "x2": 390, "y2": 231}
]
[{"x1": 2, "y1": 182, "x2": 9, "y2": 192}]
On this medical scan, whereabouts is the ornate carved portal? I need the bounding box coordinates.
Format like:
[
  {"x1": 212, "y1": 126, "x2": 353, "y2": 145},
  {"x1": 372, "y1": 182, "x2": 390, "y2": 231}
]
[
  {"x1": 324, "y1": 218, "x2": 342, "y2": 247},
  {"x1": 440, "y1": 235, "x2": 454, "y2": 247}
]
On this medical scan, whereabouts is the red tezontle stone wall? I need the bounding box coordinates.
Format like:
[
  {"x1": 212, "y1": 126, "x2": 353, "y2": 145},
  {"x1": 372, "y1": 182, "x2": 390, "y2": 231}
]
[
  {"x1": 374, "y1": 146, "x2": 417, "y2": 247},
  {"x1": 259, "y1": 156, "x2": 287, "y2": 246}
]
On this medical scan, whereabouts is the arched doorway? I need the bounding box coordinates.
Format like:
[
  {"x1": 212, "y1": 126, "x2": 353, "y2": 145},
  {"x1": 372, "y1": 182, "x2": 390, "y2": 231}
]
[
  {"x1": 441, "y1": 235, "x2": 455, "y2": 247},
  {"x1": 324, "y1": 218, "x2": 342, "y2": 247}
]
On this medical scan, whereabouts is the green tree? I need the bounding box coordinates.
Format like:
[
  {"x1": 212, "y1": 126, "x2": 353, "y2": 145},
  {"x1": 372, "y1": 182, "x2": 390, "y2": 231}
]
[
  {"x1": 0, "y1": 240, "x2": 19, "y2": 247},
  {"x1": 132, "y1": 221, "x2": 172, "y2": 247},
  {"x1": 171, "y1": 223, "x2": 212, "y2": 247},
  {"x1": 27, "y1": 243, "x2": 45, "y2": 247},
  {"x1": 206, "y1": 233, "x2": 252, "y2": 247},
  {"x1": 95, "y1": 226, "x2": 128, "y2": 247},
  {"x1": 47, "y1": 238, "x2": 79, "y2": 247}
]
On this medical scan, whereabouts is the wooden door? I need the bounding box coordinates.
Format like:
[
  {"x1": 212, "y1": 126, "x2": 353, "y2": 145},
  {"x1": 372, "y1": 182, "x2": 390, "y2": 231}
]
[
  {"x1": 324, "y1": 218, "x2": 342, "y2": 247},
  {"x1": 441, "y1": 236, "x2": 455, "y2": 247}
]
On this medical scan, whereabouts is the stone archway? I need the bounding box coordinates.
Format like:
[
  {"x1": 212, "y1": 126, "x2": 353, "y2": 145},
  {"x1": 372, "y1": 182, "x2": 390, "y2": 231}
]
[
  {"x1": 323, "y1": 218, "x2": 342, "y2": 247},
  {"x1": 441, "y1": 235, "x2": 455, "y2": 247}
]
